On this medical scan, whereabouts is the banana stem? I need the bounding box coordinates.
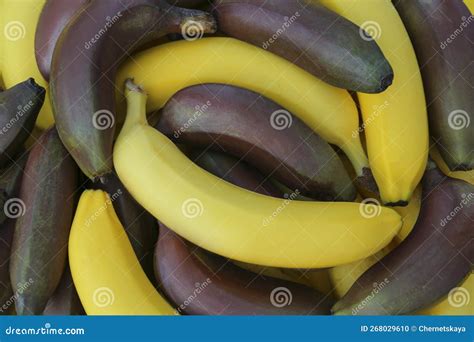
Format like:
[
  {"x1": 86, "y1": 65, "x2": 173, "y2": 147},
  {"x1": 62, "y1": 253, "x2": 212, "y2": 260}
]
[{"x1": 122, "y1": 79, "x2": 149, "y2": 134}]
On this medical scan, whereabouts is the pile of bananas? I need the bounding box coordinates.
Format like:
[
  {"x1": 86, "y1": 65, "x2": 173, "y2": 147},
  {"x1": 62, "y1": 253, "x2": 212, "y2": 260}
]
[{"x1": 0, "y1": 0, "x2": 472, "y2": 316}]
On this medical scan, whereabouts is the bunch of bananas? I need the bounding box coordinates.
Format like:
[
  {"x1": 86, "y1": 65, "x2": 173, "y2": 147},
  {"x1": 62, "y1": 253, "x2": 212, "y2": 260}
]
[{"x1": 0, "y1": 0, "x2": 472, "y2": 316}]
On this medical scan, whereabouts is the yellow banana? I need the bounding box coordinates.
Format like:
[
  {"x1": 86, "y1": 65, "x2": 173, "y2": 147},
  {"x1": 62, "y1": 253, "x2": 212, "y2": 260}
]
[
  {"x1": 329, "y1": 186, "x2": 422, "y2": 298},
  {"x1": 318, "y1": 0, "x2": 429, "y2": 205},
  {"x1": 2, "y1": 0, "x2": 54, "y2": 129},
  {"x1": 114, "y1": 80, "x2": 401, "y2": 269},
  {"x1": 69, "y1": 190, "x2": 176, "y2": 315},
  {"x1": 418, "y1": 273, "x2": 473, "y2": 315},
  {"x1": 117, "y1": 37, "x2": 370, "y2": 178}
]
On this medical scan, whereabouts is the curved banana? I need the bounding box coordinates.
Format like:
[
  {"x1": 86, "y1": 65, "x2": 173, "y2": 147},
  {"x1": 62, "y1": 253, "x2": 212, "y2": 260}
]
[
  {"x1": 2, "y1": 0, "x2": 54, "y2": 129},
  {"x1": 114, "y1": 80, "x2": 402, "y2": 269},
  {"x1": 69, "y1": 190, "x2": 176, "y2": 315},
  {"x1": 318, "y1": 0, "x2": 429, "y2": 205},
  {"x1": 116, "y1": 37, "x2": 370, "y2": 179}
]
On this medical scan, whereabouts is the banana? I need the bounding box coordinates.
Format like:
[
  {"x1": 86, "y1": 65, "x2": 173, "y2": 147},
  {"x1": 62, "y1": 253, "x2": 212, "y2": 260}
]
[
  {"x1": 156, "y1": 224, "x2": 332, "y2": 315},
  {"x1": 0, "y1": 79, "x2": 45, "y2": 167},
  {"x1": 2, "y1": 0, "x2": 54, "y2": 129},
  {"x1": 43, "y1": 265, "x2": 84, "y2": 315},
  {"x1": 117, "y1": 38, "x2": 373, "y2": 186},
  {"x1": 92, "y1": 172, "x2": 158, "y2": 283},
  {"x1": 35, "y1": 0, "x2": 88, "y2": 81},
  {"x1": 395, "y1": 0, "x2": 473, "y2": 171},
  {"x1": 333, "y1": 161, "x2": 474, "y2": 315},
  {"x1": 69, "y1": 190, "x2": 176, "y2": 315},
  {"x1": 50, "y1": 0, "x2": 216, "y2": 180},
  {"x1": 418, "y1": 273, "x2": 473, "y2": 316},
  {"x1": 114, "y1": 79, "x2": 401, "y2": 269},
  {"x1": 430, "y1": 147, "x2": 474, "y2": 185},
  {"x1": 158, "y1": 83, "x2": 356, "y2": 200},
  {"x1": 10, "y1": 127, "x2": 78, "y2": 315},
  {"x1": 329, "y1": 186, "x2": 422, "y2": 299},
  {"x1": 319, "y1": 0, "x2": 429, "y2": 206},
  {"x1": 214, "y1": 0, "x2": 393, "y2": 93}
]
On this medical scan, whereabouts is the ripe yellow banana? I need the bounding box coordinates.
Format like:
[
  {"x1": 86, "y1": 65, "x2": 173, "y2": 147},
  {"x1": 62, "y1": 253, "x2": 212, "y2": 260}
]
[
  {"x1": 69, "y1": 190, "x2": 176, "y2": 315},
  {"x1": 418, "y1": 273, "x2": 473, "y2": 315},
  {"x1": 329, "y1": 186, "x2": 421, "y2": 298},
  {"x1": 318, "y1": 0, "x2": 429, "y2": 205},
  {"x1": 116, "y1": 37, "x2": 370, "y2": 178},
  {"x1": 114, "y1": 80, "x2": 401, "y2": 269},
  {"x1": 2, "y1": 0, "x2": 54, "y2": 129}
]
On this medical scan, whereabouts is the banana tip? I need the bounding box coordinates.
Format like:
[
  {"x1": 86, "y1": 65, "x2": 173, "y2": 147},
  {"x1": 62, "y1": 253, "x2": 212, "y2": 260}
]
[
  {"x1": 379, "y1": 73, "x2": 394, "y2": 92},
  {"x1": 385, "y1": 200, "x2": 409, "y2": 207}
]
